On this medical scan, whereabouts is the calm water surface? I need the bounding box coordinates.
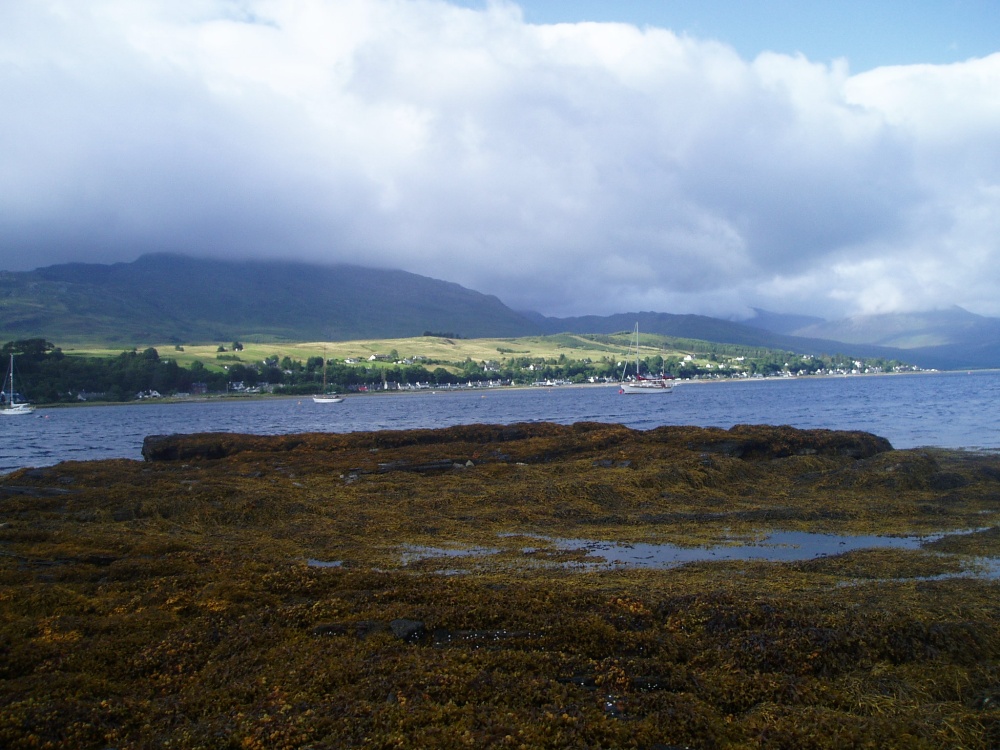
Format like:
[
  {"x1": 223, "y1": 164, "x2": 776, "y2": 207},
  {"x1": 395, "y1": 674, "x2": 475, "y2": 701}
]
[{"x1": 2, "y1": 370, "x2": 998, "y2": 474}]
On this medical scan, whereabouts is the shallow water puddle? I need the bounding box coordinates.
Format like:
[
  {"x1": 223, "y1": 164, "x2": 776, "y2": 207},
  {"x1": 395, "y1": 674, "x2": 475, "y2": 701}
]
[
  {"x1": 384, "y1": 529, "x2": 999, "y2": 573},
  {"x1": 553, "y1": 531, "x2": 933, "y2": 567},
  {"x1": 304, "y1": 529, "x2": 999, "y2": 577},
  {"x1": 306, "y1": 559, "x2": 343, "y2": 568}
]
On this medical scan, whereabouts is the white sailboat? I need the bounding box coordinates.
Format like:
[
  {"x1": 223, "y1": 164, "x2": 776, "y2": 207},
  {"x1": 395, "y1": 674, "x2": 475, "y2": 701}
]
[
  {"x1": 2, "y1": 354, "x2": 35, "y2": 415},
  {"x1": 618, "y1": 324, "x2": 673, "y2": 394},
  {"x1": 312, "y1": 350, "x2": 344, "y2": 404}
]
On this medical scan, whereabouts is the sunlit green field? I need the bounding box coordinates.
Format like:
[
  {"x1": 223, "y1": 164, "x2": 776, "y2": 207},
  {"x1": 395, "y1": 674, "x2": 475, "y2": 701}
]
[{"x1": 59, "y1": 333, "x2": 703, "y2": 373}]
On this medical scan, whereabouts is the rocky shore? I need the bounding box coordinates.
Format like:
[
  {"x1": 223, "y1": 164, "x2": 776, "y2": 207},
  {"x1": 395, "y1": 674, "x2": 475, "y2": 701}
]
[{"x1": 1, "y1": 422, "x2": 998, "y2": 748}]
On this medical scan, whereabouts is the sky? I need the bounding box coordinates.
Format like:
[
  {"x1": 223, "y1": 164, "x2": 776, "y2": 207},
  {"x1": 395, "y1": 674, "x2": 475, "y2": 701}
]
[{"x1": 2, "y1": 1, "x2": 1000, "y2": 321}]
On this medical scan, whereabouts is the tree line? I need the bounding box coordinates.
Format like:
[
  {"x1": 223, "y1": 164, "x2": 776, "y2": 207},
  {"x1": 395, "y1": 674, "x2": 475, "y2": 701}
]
[
  {"x1": 3, "y1": 339, "x2": 217, "y2": 404},
  {"x1": 3, "y1": 338, "x2": 914, "y2": 405},
  {"x1": 2, "y1": 339, "x2": 512, "y2": 404}
]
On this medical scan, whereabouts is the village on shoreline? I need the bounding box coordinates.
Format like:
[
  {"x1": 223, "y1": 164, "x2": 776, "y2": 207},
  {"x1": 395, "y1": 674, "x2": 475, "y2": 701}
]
[{"x1": 5, "y1": 332, "x2": 930, "y2": 407}]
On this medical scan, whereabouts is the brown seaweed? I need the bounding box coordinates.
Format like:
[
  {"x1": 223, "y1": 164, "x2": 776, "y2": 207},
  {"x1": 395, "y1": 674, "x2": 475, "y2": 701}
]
[{"x1": 1, "y1": 423, "x2": 998, "y2": 748}]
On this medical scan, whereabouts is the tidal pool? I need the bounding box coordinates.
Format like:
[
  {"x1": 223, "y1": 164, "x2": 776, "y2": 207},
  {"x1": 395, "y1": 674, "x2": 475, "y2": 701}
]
[
  {"x1": 550, "y1": 531, "x2": 935, "y2": 567},
  {"x1": 388, "y1": 529, "x2": 999, "y2": 575}
]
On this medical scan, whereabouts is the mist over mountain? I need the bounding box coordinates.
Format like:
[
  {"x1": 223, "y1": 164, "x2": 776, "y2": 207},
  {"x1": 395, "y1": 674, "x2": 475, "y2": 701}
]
[
  {"x1": 788, "y1": 307, "x2": 1000, "y2": 349},
  {"x1": 741, "y1": 309, "x2": 827, "y2": 336},
  {"x1": 745, "y1": 306, "x2": 1000, "y2": 369},
  {"x1": 531, "y1": 311, "x2": 915, "y2": 365},
  {"x1": 1, "y1": 254, "x2": 998, "y2": 369}
]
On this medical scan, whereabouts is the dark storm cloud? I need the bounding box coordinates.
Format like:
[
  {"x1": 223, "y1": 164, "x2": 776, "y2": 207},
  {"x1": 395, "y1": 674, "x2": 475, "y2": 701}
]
[{"x1": 2, "y1": 1, "x2": 999, "y2": 319}]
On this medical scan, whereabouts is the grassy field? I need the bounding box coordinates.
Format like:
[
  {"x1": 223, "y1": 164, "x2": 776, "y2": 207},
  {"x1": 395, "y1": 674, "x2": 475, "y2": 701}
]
[{"x1": 59, "y1": 332, "x2": 702, "y2": 372}]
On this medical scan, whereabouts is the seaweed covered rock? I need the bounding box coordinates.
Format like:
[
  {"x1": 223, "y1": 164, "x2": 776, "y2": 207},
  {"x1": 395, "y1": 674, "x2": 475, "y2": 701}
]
[
  {"x1": 674, "y1": 423, "x2": 893, "y2": 460},
  {"x1": 5, "y1": 422, "x2": 1000, "y2": 749},
  {"x1": 142, "y1": 422, "x2": 892, "y2": 465}
]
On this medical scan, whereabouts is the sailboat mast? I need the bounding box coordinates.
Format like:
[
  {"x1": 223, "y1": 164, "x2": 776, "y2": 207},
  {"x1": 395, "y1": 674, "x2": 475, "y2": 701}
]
[{"x1": 632, "y1": 324, "x2": 642, "y2": 378}]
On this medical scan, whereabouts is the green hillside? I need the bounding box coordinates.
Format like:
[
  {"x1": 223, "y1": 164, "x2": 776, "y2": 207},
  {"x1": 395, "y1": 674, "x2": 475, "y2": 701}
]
[
  {"x1": 0, "y1": 254, "x2": 541, "y2": 345},
  {"x1": 0, "y1": 253, "x2": 981, "y2": 368}
]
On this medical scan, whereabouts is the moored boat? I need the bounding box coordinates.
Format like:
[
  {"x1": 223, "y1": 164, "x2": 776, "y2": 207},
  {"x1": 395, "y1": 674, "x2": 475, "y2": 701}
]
[
  {"x1": 2, "y1": 354, "x2": 35, "y2": 415},
  {"x1": 312, "y1": 394, "x2": 345, "y2": 404},
  {"x1": 618, "y1": 324, "x2": 673, "y2": 394},
  {"x1": 313, "y1": 349, "x2": 344, "y2": 404}
]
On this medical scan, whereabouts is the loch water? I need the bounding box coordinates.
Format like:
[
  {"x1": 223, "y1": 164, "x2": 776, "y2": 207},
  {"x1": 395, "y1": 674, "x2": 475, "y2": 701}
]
[{"x1": 2, "y1": 369, "x2": 999, "y2": 474}]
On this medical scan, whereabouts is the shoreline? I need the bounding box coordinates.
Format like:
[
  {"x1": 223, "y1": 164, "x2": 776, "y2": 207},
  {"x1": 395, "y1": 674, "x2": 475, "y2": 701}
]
[
  {"x1": 4, "y1": 370, "x2": 1000, "y2": 475},
  {"x1": 22, "y1": 366, "x2": 968, "y2": 410}
]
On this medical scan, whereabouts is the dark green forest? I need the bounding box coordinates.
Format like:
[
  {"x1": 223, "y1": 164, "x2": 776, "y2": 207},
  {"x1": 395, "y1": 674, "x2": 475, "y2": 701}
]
[
  {"x1": 1, "y1": 338, "x2": 608, "y2": 404},
  {"x1": 1, "y1": 339, "x2": 525, "y2": 404},
  {"x1": 3, "y1": 339, "x2": 215, "y2": 405},
  {"x1": 1, "y1": 339, "x2": 434, "y2": 404}
]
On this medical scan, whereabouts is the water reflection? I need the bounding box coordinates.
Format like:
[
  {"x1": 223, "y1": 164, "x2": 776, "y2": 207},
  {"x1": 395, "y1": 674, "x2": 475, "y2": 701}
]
[
  {"x1": 391, "y1": 529, "x2": 999, "y2": 577},
  {"x1": 551, "y1": 531, "x2": 932, "y2": 567}
]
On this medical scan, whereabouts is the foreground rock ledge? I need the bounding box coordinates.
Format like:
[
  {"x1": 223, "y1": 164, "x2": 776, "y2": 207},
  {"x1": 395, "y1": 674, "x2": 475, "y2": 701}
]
[
  {"x1": 141, "y1": 421, "x2": 893, "y2": 464},
  {"x1": 3, "y1": 422, "x2": 999, "y2": 750}
]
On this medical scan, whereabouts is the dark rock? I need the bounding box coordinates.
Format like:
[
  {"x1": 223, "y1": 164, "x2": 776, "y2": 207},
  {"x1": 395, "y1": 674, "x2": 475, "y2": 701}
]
[
  {"x1": 312, "y1": 623, "x2": 349, "y2": 637},
  {"x1": 377, "y1": 459, "x2": 460, "y2": 474},
  {"x1": 929, "y1": 472, "x2": 969, "y2": 490},
  {"x1": 684, "y1": 425, "x2": 892, "y2": 461},
  {"x1": 970, "y1": 690, "x2": 1000, "y2": 710},
  {"x1": 111, "y1": 506, "x2": 142, "y2": 522},
  {"x1": 602, "y1": 695, "x2": 624, "y2": 719},
  {"x1": 142, "y1": 434, "x2": 228, "y2": 461},
  {"x1": 432, "y1": 629, "x2": 531, "y2": 646},
  {"x1": 355, "y1": 620, "x2": 389, "y2": 639},
  {"x1": 0, "y1": 485, "x2": 74, "y2": 498},
  {"x1": 390, "y1": 618, "x2": 425, "y2": 643}
]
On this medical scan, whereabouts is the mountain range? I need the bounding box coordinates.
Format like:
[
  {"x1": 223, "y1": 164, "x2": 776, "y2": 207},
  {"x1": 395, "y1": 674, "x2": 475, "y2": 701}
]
[{"x1": 1, "y1": 253, "x2": 997, "y2": 370}]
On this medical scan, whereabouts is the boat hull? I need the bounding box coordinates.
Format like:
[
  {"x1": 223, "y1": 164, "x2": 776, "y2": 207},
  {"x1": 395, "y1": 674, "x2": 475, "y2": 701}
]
[
  {"x1": 312, "y1": 395, "x2": 344, "y2": 403},
  {"x1": 1, "y1": 403, "x2": 35, "y2": 415},
  {"x1": 619, "y1": 380, "x2": 673, "y2": 394}
]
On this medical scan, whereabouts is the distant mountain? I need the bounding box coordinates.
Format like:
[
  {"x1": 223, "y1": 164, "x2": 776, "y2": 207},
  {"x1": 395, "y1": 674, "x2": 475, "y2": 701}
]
[
  {"x1": 537, "y1": 311, "x2": 791, "y2": 346},
  {"x1": 748, "y1": 306, "x2": 1000, "y2": 370},
  {"x1": 789, "y1": 306, "x2": 1000, "y2": 348},
  {"x1": 534, "y1": 311, "x2": 912, "y2": 363},
  {"x1": 0, "y1": 254, "x2": 543, "y2": 344},
  {"x1": 741, "y1": 308, "x2": 826, "y2": 336},
  {"x1": 1, "y1": 254, "x2": 997, "y2": 369}
]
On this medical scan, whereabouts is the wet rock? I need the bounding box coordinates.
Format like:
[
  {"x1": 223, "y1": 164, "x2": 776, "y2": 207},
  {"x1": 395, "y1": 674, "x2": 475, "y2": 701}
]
[
  {"x1": 684, "y1": 425, "x2": 892, "y2": 461},
  {"x1": 432, "y1": 629, "x2": 532, "y2": 646},
  {"x1": 312, "y1": 623, "x2": 349, "y2": 637},
  {"x1": 929, "y1": 471, "x2": 969, "y2": 490},
  {"x1": 142, "y1": 434, "x2": 229, "y2": 461},
  {"x1": 845, "y1": 450, "x2": 943, "y2": 490},
  {"x1": 390, "y1": 618, "x2": 426, "y2": 643},
  {"x1": 312, "y1": 620, "x2": 427, "y2": 642},
  {"x1": 377, "y1": 459, "x2": 460, "y2": 474},
  {"x1": 0, "y1": 485, "x2": 74, "y2": 498},
  {"x1": 355, "y1": 621, "x2": 389, "y2": 639},
  {"x1": 82, "y1": 554, "x2": 118, "y2": 567},
  {"x1": 970, "y1": 689, "x2": 1000, "y2": 710}
]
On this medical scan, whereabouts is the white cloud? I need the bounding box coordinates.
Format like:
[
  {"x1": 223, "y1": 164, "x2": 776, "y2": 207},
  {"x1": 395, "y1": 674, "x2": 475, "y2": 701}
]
[{"x1": 1, "y1": 0, "x2": 999, "y2": 319}]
